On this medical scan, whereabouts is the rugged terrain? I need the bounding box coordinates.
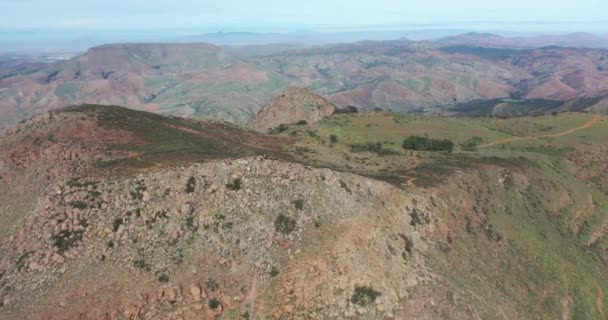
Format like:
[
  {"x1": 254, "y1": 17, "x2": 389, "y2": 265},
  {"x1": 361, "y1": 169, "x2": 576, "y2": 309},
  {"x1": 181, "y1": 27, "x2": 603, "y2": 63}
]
[
  {"x1": 2, "y1": 36, "x2": 608, "y2": 126},
  {"x1": 1, "y1": 104, "x2": 608, "y2": 319},
  {"x1": 248, "y1": 87, "x2": 336, "y2": 133}
]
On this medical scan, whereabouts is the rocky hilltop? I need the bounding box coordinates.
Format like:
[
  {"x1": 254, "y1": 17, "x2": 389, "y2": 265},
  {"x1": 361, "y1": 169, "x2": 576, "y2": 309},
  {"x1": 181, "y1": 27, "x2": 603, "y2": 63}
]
[
  {"x1": 1, "y1": 105, "x2": 608, "y2": 319},
  {"x1": 248, "y1": 87, "x2": 336, "y2": 133}
]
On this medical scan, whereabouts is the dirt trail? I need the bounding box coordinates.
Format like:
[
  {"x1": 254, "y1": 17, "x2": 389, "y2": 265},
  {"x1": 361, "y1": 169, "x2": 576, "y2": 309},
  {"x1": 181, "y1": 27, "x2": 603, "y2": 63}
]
[{"x1": 480, "y1": 115, "x2": 603, "y2": 148}]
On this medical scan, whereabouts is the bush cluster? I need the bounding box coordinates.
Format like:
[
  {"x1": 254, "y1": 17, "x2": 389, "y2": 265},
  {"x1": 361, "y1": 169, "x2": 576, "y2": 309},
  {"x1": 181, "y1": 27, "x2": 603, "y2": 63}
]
[
  {"x1": 350, "y1": 142, "x2": 399, "y2": 155},
  {"x1": 402, "y1": 136, "x2": 454, "y2": 152}
]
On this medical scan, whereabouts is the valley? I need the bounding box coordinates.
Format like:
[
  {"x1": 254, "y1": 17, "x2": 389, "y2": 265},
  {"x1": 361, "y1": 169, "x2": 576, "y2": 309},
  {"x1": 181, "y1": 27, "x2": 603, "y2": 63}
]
[{"x1": 1, "y1": 34, "x2": 608, "y2": 127}]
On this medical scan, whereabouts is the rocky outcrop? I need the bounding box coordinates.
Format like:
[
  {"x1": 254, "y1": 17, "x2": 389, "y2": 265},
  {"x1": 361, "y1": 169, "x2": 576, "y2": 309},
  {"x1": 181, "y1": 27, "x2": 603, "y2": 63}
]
[
  {"x1": 0, "y1": 156, "x2": 439, "y2": 319},
  {"x1": 248, "y1": 87, "x2": 336, "y2": 133}
]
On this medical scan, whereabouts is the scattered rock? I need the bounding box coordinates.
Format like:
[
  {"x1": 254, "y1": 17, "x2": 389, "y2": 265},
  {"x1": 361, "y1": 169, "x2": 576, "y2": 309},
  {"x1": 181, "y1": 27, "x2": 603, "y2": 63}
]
[{"x1": 189, "y1": 284, "x2": 202, "y2": 301}]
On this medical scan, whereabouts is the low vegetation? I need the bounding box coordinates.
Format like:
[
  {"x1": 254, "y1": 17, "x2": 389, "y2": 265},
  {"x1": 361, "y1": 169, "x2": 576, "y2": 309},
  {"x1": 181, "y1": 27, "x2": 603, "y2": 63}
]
[
  {"x1": 402, "y1": 136, "x2": 454, "y2": 152},
  {"x1": 275, "y1": 214, "x2": 297, "y2": 234},
  {"x1": 351, "y1": 286, "x2": 381, "y2": 306},
  {"x1": 226, "y1": 178, "x2": 242, "y2": 191},
  {"x1": 350, "y1": 142, "x2": 399, "y2": 155},
  {"x1": 186, "y1": 176, "x2": 196, "y2": 193},
  {"x1": 460, "y1": 136, "x2": 483, "y2": 151}
]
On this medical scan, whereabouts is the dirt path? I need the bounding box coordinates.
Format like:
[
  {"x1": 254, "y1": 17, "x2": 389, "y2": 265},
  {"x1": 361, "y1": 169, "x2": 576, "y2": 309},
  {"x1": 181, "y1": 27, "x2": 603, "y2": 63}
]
[{"x1": 480, "y1": 115, "x2": 603, "y2": 148}]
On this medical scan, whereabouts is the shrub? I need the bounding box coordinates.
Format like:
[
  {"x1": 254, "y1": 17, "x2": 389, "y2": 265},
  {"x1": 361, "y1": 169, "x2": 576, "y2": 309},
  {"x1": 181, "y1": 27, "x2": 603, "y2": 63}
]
[
  {"x1": 209, "y1": 298, "x2": 221, "y2": 309},
  {"x1": 460, "y1": 137, "x2": 483, "y2": 151},
  {"x1": 270, "y1": 266, "x2": 280, "y2": 277},
  {"x1": 351, "y1": 286, "x2": 381, "y2": 306},
  {"x1": 350, "y1": 142, "x2": 399, "y2": 155},
  {"x1": 158, "y1": 273, "x2": 170, "y2": 283},
  {"x1": 329, "y1": 134, "x2": 338, "y2": 143},
  {"x1": 402, "y1": 235, "x2": 414, "y2": 254},
  {"x1": 185, "y1": 216, "x2": 198, "y2": 231},
  {"x1": 295, "y1": 120, "x2": 308, "y2": 125},
  {"x1": 275, "y1": 214, "x2": 297, "y2": 234},
  {"x1": 52, "y1": 230, "x2": 84, "y2": 253},
  {"x1": 409, "y1": 208, "x2": 431, "y2": 226},
  {"x1": 402, "y1": 136, "x2": 454, "y2": 153},
  {"x1": 16, "y1": 252, "x2": 33, "y2": 271},
  {"x1": 186, "y1": 176, "x2": 196, "y2": 193},
  {"x1": 226, "y1": 178, "x2": 242, "y2": 191},
  {"x1": 68, "y1": 201, "x2": 88, "y2": 210},
  {"x1": 339, "y1": 180, "x2": 352, "y2": 194},
  {"x1": 306, "y1": 130, "x2": 320, "y2": 138},
  {"x1": 268, "y1": 124, "x2": 289, "y2": 134},
  {"x1": 112, "y1": 218, "x2": 124, "y2": 232},
  {"x1": 293, "y1": 199, "x2": 304, "y2": 210},
  {"x1": 334, "y1": 105, "x2": 358, "y2": 114}
]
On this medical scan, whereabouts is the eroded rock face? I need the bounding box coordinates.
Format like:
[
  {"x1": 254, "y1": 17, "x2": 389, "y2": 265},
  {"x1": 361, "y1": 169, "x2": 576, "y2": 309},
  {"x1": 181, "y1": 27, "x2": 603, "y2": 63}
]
[
  {"x1": 0, "y1": 156, "x2": 439, "y2": 319},
  {"x1": 248, "y1": 87, "x2": 336, "y2": 133}
]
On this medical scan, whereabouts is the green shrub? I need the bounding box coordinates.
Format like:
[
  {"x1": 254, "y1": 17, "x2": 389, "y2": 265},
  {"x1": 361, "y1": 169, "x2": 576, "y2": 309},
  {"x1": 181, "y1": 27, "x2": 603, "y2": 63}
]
[
  {"x1": 209, "y1": 298, "x2": 221, "y2": 309},
  {"x1": 158, "y1": 273, "x2": 170, "y2": 283},
  {"x1": 351, "y1": 286, "x2": 381, "y2": 306},
  {"x1": 226, "y1": 178, "x2": 242, "y2": 190},
  {"x1": 16, "y1": 251, "x2": 33, "y2": 271},
  {"x1": 186, "y1": 176, "x2": 196, "y2": 193},
  {"x1": 306, "y1": 130, "x2": 320, "y2": 138},
  {"x1": 409, "y1": 208, "x2": 431, "y2": 226},
  {"x1": 270, "y1": 266, "x2": 280, "y2": 277},
  {"x1": 52, "y1": 230, "x2": 84, "y2": 253},
  {"x1": 461, "y1": 137, "x2": 483, "y2": 151},
  {"x1": 350, "y1": 142, "x2": 399, "y2": 155},
  {"x1": 402, "y1": 136, "x2": 454, "y2": 153},
  {"x1": 293, "y1": 199, "x2": 304, "y2": 210},
  {"x1": 68, "y1": 201, "x2": 88, "y2": 210},
  {"x1": 275, "y1": 214, "x2": 297, "y2": 234},
  {"x1": 329, "y1": 134, "x2": 338, "y2": 143},
  {"x1": 268, "y1": 124, "x2": 289, "y2": 134},
  {"x1": 113, "y1": 218, "x2": 124, "y2": 232},
  {"x1": 295, "y1": 120, "x2": 308, "y2": 125}
]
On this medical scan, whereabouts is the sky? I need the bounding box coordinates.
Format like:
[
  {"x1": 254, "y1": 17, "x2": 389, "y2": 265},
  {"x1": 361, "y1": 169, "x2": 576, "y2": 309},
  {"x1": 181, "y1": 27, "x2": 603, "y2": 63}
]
[{"x1": 0, "y1": 0, "x2": 607, "y2": 33}]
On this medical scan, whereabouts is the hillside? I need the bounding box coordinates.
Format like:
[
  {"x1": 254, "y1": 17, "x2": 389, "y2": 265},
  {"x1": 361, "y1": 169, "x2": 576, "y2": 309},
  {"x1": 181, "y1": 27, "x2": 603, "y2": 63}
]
[
  {"x1": 1, "y1": 105, "x2": 608, "y2": 319},
  {"x1": 248, "y1": 87, "x2": 336, "y2": 133},
  {"x1": 2, "y1": 38, "x2": 608, "y2": 127}
]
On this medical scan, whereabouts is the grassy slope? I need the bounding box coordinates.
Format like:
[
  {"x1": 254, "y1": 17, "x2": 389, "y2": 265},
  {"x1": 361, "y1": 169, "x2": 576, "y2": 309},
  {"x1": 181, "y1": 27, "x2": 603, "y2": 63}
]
[
  {"x1": 60, "y1": 105, "x2": 289, "y2": 169},
  {"x1": 277, "y1": 111, "x2": 608, "y2": 318}
]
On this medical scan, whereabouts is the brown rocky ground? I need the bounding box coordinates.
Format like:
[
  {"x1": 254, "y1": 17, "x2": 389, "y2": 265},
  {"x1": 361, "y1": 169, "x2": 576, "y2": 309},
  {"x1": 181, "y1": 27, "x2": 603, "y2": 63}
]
[{"x1": 248, "y1": 87, "x2": 336, "y2": 133}]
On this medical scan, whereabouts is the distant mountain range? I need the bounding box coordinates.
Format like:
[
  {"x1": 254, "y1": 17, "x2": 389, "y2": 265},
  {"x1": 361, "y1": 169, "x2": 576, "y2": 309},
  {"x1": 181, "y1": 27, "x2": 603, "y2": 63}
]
[
  {"x1": 1, "y1": 33, "x2": 608, "y2": 126},
  {"x1": 437, "y1": 32, "x2": 608, "y2": 49}
]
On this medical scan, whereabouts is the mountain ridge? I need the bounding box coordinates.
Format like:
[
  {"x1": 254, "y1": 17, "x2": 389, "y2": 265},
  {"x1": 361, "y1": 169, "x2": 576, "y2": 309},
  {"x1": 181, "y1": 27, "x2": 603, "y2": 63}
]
[{"x1": 1, "y1": 35, "x2": 608, "y2": 128}]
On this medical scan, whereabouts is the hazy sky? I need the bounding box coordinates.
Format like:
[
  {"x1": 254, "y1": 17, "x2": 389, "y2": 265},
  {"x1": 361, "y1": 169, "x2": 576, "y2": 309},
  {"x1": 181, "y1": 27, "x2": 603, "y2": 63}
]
[{"x1": 0, "y1": 0, "x2": 607, "y2": 32}]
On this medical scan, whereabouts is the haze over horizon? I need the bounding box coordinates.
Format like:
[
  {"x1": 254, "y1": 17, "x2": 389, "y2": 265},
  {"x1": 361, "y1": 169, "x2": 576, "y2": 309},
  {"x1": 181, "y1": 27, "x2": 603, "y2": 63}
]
[{"x1": 0, "y1": 0, "x2": 607, "y2": 36}]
